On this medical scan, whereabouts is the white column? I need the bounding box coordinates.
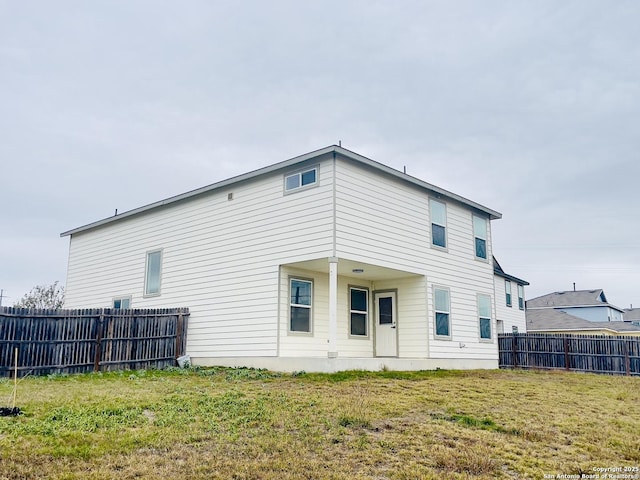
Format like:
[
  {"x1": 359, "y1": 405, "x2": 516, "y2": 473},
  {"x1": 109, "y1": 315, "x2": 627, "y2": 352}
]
[{"x1": 328, "y1": 257, "x2": 338, "y2": 358}]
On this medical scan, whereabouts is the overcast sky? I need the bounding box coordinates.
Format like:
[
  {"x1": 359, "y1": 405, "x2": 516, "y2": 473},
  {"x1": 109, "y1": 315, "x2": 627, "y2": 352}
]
[{"x1": 1, "y1": 1, "x2": 639, "y2": 310}]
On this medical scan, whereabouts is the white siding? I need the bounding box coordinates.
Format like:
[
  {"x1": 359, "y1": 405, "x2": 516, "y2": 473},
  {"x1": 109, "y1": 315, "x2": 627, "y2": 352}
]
[
  {"x1": 65, "y1": 160, "x2": 335, "y2": 358},
  {"x1": 335, "y1": 158, "x2": 497, "y2": 360},
  {"x1": 494, "y1": 276, "x2": 527, "y2": 333}
]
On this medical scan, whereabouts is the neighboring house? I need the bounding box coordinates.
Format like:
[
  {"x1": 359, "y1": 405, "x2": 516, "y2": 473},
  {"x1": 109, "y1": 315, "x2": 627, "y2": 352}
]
[
  {"x1": 623, "y1": 308, "x2": 640, "y2": 325},
  {"x1": 493, "y1": 257, "x2": 528, "y2": 334},
  {"x1": 61, "y1": 145, "x2": 525, "y2": 372},
  {"x1": 526, "y1": 289, "x2": 624, "y2": 323},
  {"x1": 526, "y1": 309, "x2": 640, "y2": 336}
]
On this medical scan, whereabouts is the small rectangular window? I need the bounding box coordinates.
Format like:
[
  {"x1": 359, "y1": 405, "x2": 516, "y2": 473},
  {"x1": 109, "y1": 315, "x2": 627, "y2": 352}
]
[
  {"x1": 145, "y1": 250, "x2": 162, "y2": 296},
  {"x1": 478, "y1": 294, "x2": 492, "y2": 340},
  {"x1": 349, "y1": 287, "x2": 368, "y2": 337},
  {"x1": 473, "y1": 215, "x2": 488, "y2": 259},
  {"x1": 290, "y1": 278, "x2": 312, "y2": 333},
  {"x1": 113, "y1": 297, "x2": 131, "y2": 309},
  {"x1": 518, "y1": 285, "x2": 525, "y2": 310},
  {"x1": 512, "y1": 326, "x2": 519, "y2": 334},
  {"x1": 505, "y1": 280, "x2": 512, "y2": 307},
  {"x1": 284, "y1": 167, "x2": 318, "y2": 192},
  {"x1": 434, "y1": 287, "x2": 451, "y2": 338},
  {"x1": 430, "y1": 199, "x2": 447, "y2": 248}
]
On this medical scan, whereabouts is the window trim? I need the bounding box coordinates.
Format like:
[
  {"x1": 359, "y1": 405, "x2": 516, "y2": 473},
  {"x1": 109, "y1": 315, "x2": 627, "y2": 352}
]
[
  {"x1": 348, "y1": 285, "x2": 370, "y2": 339},
  {"x1": 144, "y1": 249, "x2": 163, "y2": 297},
  {"x1": 477, "y1": 293, "x2": 492, "y2": 342},
  {"x1": 505, "y1": 280, "x2": 512, "y2": 307},
  {"x1": 518, "y1": 284, "x2": 525, "y2": 310},
  {"x1": 283, "y1": 165, "x2": 319, "y2": 194},
  {"x1": 288, "y1": 276, "x2": 314, "y2": 335},
  {"x1": 433, "y1": 286, "x2": 452, "y2": 340},
  {"x1": 429, "y1": 198, "x2": 448, "y2": 251},
  {"x1": 113, "y1": 296, "x2": 132, "y2": 309},
  {"x1": 473, "y1": 214, "x2": 489, "y2": 261}
]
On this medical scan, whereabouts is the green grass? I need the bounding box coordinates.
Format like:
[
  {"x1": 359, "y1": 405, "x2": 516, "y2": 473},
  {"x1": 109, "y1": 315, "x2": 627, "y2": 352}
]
[{"x1": 0, "y1": 367, "x2": 638, "y2": 479}]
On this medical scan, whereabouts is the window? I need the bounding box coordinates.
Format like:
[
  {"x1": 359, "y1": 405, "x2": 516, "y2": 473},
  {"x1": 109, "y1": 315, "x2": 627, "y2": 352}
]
[
  {"x1": 144, "y1": 250, "x2": 162, "y2": 296},
  {"x1": 284, "y1": 167, "x2": 317, "y2": 192},
  {"x1": 473, "y1": 215, "x2": 488, "y2": 259},
  {"x1": 349, "y1": 287, "x2": 369, "y2": 337},
  {"x1": 478, "y1": 294, "x2": 492, "y2": 340},
  {"x1": 505, "y1": 280, "x2": 512, "y2": 307},
  {"x1": 434, "y1": 287, "x2": 451, "y2": 338},
  {"x1": 430, "y1": 199, "x2": 447, "y2": 248},
  {"x1": 518, "y1": 285, "x2": 525, "y2": 310},
  {"x1": 290, "y1": 278, "x2": 312, "y2": 333},
  {"x1": 512, "y1": 326, "x2": 519, "y2": 334},
  {"x1": 113, "y1": 297, "x2": 131, "y2": 309}
]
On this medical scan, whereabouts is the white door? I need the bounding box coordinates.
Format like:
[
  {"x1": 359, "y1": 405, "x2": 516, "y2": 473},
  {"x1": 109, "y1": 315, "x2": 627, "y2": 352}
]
[{"x1": 375, "y1": 291, "x2": 397, "y2": 357}]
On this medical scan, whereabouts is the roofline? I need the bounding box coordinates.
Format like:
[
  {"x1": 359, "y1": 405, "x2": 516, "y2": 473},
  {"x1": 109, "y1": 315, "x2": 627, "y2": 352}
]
[
  {"x1": 526, "y1": 304, "x2": 625, "y2": 313},
  {"x1": 61, "y1": 145, "x2": 502, "y2": 237},
  {"x1": 493, "y1": 270, "x2": 529, "y2": 286},
  {"x1": 527, "y1": 327, "x2": 638, "y2": 334}
]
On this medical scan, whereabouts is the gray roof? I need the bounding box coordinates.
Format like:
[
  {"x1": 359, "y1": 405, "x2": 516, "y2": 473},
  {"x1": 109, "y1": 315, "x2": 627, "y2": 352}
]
[
  {"x1": 61, "y1": 145, "x2": 502, "y2": 237},
  {"x1": 526, "y1": 309, "x2": 640, "y2": 333},
  {"x1": 623, "y1": 308, "x2": 640, "y2": 321},
  {"x1": 493, "y1": 256, "x2": 529, "y2": 286},
  {"x1": 526, "y1": 289, "x2": 624, "y2": 313}
]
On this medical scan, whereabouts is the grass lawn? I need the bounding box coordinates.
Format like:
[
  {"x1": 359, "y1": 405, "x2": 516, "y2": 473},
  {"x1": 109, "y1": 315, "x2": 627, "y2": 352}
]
[{"x1": 0, "y1": 367, "x2": 638, "y2": 479}]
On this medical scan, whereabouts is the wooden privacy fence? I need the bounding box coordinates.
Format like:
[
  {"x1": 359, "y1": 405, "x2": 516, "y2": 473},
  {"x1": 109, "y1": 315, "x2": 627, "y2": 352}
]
[
  {"x1": 0, "y1": 307, "x2": 189, "y2": 377},
  {"x1": 499, "y1": 333, "x2": 640, "y2": 376}
]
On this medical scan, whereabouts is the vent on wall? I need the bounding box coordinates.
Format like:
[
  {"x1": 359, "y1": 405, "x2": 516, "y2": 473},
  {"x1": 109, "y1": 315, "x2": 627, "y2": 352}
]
[{"x1": 228, "y1": 193, "x2": 233, "y2": 201}]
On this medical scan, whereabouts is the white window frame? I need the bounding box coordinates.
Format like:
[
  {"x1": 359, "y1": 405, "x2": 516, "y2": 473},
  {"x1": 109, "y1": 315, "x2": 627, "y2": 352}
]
[
  {"x1": 284, "y1": 165, "x2": 318, "y2": 193},
  {"x1": 289, "y1": 277, "x2": 313, "y2": 335},
  {"x1": 473, "y1": 215, "x2": 488, "y2": 261},
  {"x1": 505, "y1": 280, "x2": 512, "y2": 307},
  {"x1": 433, "y1": 286, "x2": 451, "y2": 340},
  {"x1": 144, "y1": 249, "x2": 163, "y2": 297},
  {"x1": 113, "y1": 296, "x2": 132, "y2": 309},
  {"x1": 348, "y1": 286, "x2": 369, "y2": 338},
  {"x1": 518, "y1": 284, "x2": 525, "y2": 310},
  {"x1": 429, "y1": 198, "x2": 447, "y2": 250},
  {"x1": 477, "y1": 294, "x2": 492, "y2": 342}
]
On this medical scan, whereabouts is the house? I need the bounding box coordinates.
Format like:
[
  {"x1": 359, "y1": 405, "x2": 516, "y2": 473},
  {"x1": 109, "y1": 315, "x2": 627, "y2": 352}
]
[
  {"x1": 61, "y1": 145, "x2": 526, "y2": 372},
  {"x1": 526, "y1": 309, "x2": 640, "y2": 336},
  {"x1": 526, "y1": 289, "x2": 624, "y2": 323},
  {"x1": 493, "y1": 257, "x2": 528, "y2": 334},
  {"x1": 623, "y1": 308, "x2": 640, "y2": 323}
]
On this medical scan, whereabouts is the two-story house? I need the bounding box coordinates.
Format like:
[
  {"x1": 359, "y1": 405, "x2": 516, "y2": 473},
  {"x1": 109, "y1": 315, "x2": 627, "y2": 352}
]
[{"x1": 61, "y1": 145, "x2": 525, "y2": 372}]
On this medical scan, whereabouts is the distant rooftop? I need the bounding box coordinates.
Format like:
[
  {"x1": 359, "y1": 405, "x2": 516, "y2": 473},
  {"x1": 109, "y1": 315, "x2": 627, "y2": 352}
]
[
  {"x1": 526, "y1": 289, "x2": 624, "y2": 312},
  {"x1": 526, "y1": 309, "x2": 640, "y2": 333}
]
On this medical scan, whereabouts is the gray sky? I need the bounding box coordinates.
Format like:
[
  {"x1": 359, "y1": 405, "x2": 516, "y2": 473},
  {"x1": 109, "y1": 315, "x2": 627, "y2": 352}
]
[{"x1": 2, "y1": 1, "x2": 639, "y2": 309}]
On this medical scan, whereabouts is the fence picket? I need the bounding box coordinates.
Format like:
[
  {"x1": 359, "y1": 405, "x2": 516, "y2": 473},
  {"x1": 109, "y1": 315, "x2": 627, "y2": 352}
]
[
  {"x1": 499, "y1": 333, "x2": 640, "y2": 376},
  {"x1": 0, "y1": 307, "x2": 189, "y2": 377}
]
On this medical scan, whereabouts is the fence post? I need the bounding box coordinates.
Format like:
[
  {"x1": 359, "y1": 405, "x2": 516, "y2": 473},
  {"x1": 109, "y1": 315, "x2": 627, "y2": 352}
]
[
  {"x1": 175, "y1": 313, "x2": 184, "y2": 358},
  {"x1": 564, "y1": 336, "x2": 570, "y2": 371},
  {"x1": 512, "y1": 334, "x2": 518, "y2": 369},
  {"x1": 623, "y1": 340, "x2": 631, "y2": 376},
  {"x1": 94, "y1": 313, "x2": 104, "y2": 372}
]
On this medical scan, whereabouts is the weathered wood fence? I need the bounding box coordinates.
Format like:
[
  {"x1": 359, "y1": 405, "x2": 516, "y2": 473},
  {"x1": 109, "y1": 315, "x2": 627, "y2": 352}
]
[
  {"x1": 499, "y1": 333, "x2": 640, "y2": 376},
  {"x1": 0, "y1": 307, "x2": 189, "y2": 377}
]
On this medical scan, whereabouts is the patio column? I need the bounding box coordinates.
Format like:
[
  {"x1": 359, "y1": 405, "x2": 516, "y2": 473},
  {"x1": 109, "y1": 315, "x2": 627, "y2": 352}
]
[{"x1": 328, "y1": 257, "x2": 338, "y2": 358}]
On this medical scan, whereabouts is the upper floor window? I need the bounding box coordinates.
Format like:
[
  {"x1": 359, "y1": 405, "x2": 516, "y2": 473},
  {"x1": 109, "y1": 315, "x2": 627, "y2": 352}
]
[
  {"x1": 518, "y1": 285, "x2": 525, "y2": 310},
  {"x1": 434, "y1": 287, "x2": 451, "y2": 338},
  {"x1": 429, "y1": 199, "x2": 447, "y2": 249},
  {"x1": 349, "y1": 287, "x2": 369, "y2": 337},
  {"x1": 473, "y1": 215, "x2": 488, "y2": 260},
  {"x1": 505, "y1": 280, "x2": 512, "y2": 307},
  {"x1": 284, "y1": 167, "x2": 317, "y2": 192},
  {"x1": 290, "y1": 278, "x2": 313, "y2": 333},
  {"x1": 477, "y1": 294, "x2": 492, "y2": 341},
  {"x1": 145, "y1": 250, "x2": 163, "y2": 296}
]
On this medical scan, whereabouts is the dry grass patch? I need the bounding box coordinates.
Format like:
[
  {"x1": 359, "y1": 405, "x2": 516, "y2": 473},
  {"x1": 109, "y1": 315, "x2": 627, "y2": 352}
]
[{"x1": 0, "y1": 368, "x2": 638, "y2": 479}]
